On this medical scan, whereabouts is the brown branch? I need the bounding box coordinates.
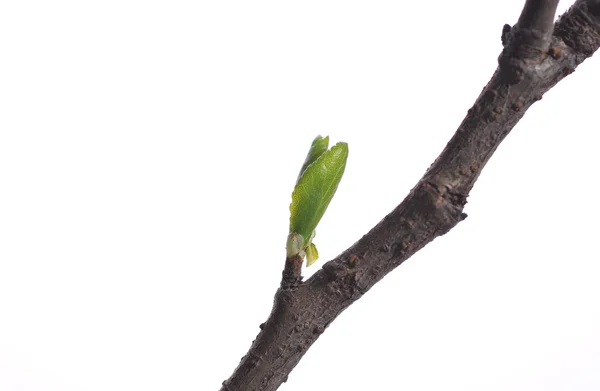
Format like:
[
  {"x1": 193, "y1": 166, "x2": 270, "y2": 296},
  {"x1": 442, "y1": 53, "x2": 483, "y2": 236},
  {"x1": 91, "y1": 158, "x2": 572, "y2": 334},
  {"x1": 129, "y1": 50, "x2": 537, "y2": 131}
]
[
  {"x1": 281, "y1": 255, "x2": 303, "y2": 288},
  {"x1": 220, "y1": 1, "x2": 600, "y2": 390}
]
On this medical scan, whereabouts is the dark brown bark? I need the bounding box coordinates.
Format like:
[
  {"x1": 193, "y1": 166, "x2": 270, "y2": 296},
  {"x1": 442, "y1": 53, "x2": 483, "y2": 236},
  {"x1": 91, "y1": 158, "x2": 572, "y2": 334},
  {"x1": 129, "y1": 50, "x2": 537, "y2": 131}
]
[{"x1": 220, "y1": 1, "x2": 600, "y2": 390}]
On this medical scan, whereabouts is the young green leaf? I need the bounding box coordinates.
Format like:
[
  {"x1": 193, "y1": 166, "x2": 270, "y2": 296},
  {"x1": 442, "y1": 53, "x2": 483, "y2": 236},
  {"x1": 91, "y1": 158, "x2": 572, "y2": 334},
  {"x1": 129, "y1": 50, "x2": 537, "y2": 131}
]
[
  {"x1": 297, "y1": 135, "x2": 329, "y2": 183},
  {"x1": 306, "y1": 242, "x2": 319, "y2": 266},
  {"x1": 289, "y1": 141, "x2": 349, "y2": 249}
]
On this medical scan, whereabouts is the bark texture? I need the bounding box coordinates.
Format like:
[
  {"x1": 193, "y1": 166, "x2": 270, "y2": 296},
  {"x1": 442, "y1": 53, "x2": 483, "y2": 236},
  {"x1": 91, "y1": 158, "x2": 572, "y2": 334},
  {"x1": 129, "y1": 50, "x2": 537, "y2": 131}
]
[{"x1": 220, "y1": 1, "x2": 600, "y2": 390}]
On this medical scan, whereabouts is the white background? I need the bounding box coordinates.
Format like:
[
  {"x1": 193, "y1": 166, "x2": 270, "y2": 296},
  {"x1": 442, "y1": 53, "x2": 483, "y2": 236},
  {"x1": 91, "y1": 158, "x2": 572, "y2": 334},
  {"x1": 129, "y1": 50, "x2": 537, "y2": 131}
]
[{"x1": 1, "y1": 1, "x2": 599, "y2": 390}]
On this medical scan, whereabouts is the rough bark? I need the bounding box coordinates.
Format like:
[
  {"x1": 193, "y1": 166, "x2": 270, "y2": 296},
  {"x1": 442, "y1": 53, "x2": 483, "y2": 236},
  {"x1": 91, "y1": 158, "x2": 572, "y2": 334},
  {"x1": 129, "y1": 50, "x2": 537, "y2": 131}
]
[{"x1": 220, "y1": 1, "x2": 600, "y2": 390}]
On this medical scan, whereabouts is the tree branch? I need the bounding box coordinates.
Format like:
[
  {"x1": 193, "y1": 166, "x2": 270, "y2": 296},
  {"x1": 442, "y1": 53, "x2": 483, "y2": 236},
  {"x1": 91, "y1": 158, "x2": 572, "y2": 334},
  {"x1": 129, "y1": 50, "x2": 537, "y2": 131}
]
[
  {"x1": 281, "y1": 255, "x2": 303, "y2": 288},
  {"x1": 220, "y1": 1, "x2": 600, "y2": 390}
]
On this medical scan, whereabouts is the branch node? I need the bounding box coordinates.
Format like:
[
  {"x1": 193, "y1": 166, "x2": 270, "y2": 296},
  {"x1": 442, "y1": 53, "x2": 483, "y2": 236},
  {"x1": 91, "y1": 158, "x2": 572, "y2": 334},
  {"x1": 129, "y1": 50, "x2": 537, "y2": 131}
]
[
  {"x1": 348, "y1": 254, "x2": 360, "y2": 268},
  {"x1": 501, "y1": 24, "x2": 512, "y2": 46},
  {"x1": 499, "y1": 0, "x2": 560, "y2": 83},
  {"x1": 512, "y1": 101, "x2": 524, "y2": 112},
  {"x1": 548, "y1": 46, "x2": 563, "y2": 58}
]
